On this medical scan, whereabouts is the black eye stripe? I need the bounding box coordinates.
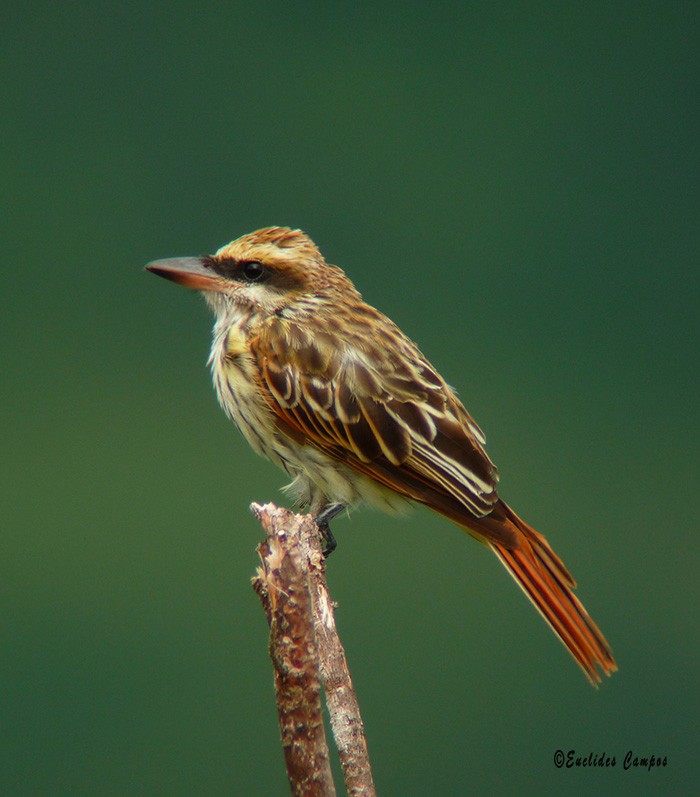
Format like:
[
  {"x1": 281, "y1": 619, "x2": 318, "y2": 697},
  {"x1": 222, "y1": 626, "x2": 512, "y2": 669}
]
[
  {"x1": 208, "y1": 257, "x2": 268, "y2": 283},
  {"x1": 205, "y1": 256, "x2": 234, "y2": 277}
]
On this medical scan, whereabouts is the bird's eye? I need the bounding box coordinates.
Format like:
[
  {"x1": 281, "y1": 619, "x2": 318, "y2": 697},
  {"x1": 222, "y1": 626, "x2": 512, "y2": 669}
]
[{"x1": 242, "y1": 261, "x2": 266, "y2": 282}]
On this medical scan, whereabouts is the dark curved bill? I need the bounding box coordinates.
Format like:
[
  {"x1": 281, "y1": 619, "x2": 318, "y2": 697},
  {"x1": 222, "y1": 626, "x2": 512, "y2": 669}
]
[{"x1": 145, "y1": 257, "x2": 223, "y2": 291}]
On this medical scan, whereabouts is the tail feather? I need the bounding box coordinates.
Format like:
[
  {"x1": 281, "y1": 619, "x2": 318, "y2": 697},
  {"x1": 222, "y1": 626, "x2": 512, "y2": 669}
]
[{"x1": 488, "y1": 505, "x2": 616, "y2": 685}]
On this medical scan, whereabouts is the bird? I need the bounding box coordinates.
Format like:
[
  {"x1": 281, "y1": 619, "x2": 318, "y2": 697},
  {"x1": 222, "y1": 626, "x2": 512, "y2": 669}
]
[{"x1": 146, "y1": 226, "x2": 616, "y2": 686}]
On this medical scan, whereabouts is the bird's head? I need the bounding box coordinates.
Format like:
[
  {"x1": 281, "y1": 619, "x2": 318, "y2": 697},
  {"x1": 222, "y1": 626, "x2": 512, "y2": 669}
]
[{"x1": 146, "y1": 227, "x2": 359, "y2": 317}]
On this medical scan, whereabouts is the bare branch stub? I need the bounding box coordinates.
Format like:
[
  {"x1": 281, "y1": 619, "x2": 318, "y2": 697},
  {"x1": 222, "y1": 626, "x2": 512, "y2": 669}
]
[
  {"x1": 251, "y1": 502, "x2": 377, "y2": 797},
  {"x1": 301, "y1": 527, "x2": 377, "y2": 797},
  {"x1": 251, "y1": 503, "x2": 336, "y2": 797}
]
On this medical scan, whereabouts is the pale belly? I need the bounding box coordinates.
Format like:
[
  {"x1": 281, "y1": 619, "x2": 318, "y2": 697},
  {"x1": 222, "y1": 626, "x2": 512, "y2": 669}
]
[{"x1": 208, "y1": 317, "x2": 407, "y2": 514}]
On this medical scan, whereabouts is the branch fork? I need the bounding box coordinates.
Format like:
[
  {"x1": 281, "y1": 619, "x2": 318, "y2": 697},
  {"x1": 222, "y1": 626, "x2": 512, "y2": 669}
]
[{"x1": 251, "y1": 503, "x2": 376, "y2": 797}]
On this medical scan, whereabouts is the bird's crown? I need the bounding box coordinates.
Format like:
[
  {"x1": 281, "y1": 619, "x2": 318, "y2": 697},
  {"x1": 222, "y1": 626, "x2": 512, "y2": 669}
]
[{"x1": 215, "y1": 227, "x2": 323, "y2": 266}]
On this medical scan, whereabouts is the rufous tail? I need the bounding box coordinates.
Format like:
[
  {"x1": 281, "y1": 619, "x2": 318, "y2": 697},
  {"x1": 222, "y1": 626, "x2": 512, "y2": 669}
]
[{"x1": 484, "y1": 503, "x2": 616, "y2": 686}]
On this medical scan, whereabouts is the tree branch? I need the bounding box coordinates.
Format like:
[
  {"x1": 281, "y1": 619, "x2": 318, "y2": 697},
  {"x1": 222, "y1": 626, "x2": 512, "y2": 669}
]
[
  {"x1": 251, "y1": 505, "x2": 336, "y2": 797},
  {"x1": 251, "y1": 503, "x2": 377, "y2": 797}
]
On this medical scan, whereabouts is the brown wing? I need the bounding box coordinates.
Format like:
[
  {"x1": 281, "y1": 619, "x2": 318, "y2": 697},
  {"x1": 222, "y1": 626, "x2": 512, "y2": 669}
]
[{"x1": 251, "y1": 309, "x2": 516, "y2": 548}]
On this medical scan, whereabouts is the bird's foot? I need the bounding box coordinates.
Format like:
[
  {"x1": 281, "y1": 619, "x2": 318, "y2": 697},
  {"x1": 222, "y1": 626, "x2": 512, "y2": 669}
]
[{"x1": 313, "y1": 503, "x2": 346, "y2": 558}]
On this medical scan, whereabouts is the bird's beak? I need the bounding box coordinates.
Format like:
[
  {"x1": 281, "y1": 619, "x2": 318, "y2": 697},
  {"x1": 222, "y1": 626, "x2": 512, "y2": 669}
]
[{"x1": 145, "y1": 257, "x2": 224, "y2": 291}]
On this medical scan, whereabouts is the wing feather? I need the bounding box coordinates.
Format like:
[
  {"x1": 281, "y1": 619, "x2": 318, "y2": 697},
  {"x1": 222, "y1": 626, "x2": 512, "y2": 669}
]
[
  {"x1": 301, "y1": 375, "x2": 334, "y2": 413},
  {"x1": 357, "y1": 397, "x2": 411, "y2": 466},
  {"x1": 343, "y1": 411, "x2": 383, "y2": 462},
  {"x1": 252, "y1": 315, "x2": 502, "y2": 535},
  {"x1": 389, "y1": 401, "x2": 437, "y2": 442}
]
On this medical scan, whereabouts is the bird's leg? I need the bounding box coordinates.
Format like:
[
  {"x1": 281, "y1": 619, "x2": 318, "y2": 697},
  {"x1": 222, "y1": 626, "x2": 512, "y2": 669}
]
[{"x1": 313, "y1": 503, "x2": 346, "y2": 558}]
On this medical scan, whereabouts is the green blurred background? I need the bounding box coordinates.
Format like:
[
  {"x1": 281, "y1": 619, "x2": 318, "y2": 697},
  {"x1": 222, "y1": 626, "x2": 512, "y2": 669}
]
[{"x1": 3, "y1": 2, "x2": 698, "y2": 795}]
